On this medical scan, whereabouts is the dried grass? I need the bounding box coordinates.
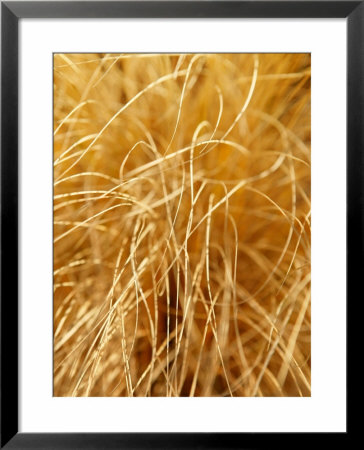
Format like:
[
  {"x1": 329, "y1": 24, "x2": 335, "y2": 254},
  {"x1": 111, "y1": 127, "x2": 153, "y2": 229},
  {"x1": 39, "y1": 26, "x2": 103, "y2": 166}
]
[{"x1": 53, "y1": 53, "x2": 311, "y2": 397}]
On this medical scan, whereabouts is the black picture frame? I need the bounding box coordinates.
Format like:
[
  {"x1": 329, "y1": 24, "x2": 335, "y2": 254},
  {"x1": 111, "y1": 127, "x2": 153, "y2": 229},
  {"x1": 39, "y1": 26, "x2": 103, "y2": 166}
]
[{"x1": 1, "y1": 1, "x2": 358, "y2": 448}]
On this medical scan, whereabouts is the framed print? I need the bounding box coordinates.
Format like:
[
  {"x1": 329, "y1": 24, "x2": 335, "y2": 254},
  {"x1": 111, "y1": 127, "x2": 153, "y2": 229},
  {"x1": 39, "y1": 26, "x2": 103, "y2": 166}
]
[{"x1": 1, "y1": 1, "x2": 358, "y2": 448}]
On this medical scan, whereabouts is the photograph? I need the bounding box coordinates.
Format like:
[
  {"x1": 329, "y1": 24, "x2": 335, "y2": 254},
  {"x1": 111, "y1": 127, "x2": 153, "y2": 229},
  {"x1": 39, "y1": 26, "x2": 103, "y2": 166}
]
[
  {"x1": 1, "y1": 0, "x2": 356, "y2": 445},
  {"x1": 53, "y1": 52, "x2": 311, "y2": 397}
]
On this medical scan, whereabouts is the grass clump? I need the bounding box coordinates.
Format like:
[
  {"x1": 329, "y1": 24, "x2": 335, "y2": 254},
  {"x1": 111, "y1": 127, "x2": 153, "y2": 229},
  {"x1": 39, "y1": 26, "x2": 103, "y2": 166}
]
[{"x1": 54, "y1": 53, "x2": 311, "y2": 397}]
